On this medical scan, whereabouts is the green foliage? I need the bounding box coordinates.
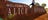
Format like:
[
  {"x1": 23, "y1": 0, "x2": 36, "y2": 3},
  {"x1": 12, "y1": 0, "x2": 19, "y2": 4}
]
[
  {"x1": 8, "y1": 14, "x2": 14, "y2": 19},
  {"x1": 42, "y1": 3, "x2": 46, "y2": 7},
  {"x1": 0, "y1": 17, "x2": 3, "y2": 20},
  {"x1": 35, "y1": 3, "x2": 40, "y2": 6}
]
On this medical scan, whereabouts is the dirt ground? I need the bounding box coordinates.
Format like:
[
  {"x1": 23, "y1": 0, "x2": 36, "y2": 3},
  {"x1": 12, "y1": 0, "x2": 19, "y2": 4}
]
[
  {"x1": 34, "y1": 13, "x2": 48, "y2": 20},
  {"x1": 34, "y1": 8, "x2": 48, "y2": 20}
]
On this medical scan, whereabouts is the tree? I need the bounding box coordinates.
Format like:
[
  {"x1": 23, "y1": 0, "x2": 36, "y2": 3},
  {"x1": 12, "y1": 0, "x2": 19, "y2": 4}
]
[
  {"x1": 41, "y1": 3, "x2": 46, "y2": 7},
  {"x1": 35, "y1": 3, "x2": 40, "y2": 6}
]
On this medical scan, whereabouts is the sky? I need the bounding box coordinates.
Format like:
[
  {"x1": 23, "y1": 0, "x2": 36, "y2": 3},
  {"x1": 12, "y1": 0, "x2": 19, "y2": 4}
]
[
  {"x1": 8, "y1": 0, "x2": 32, "y2": 5},
  {"x1": 8, "y1": 0, "x2": 48, "y2": 8}
]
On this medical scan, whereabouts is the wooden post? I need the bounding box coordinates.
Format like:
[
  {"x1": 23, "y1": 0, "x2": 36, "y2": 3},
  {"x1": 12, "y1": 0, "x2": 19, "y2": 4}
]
[{"x1": 30, "y1": 0, "x2": 35, "y2": 5}]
